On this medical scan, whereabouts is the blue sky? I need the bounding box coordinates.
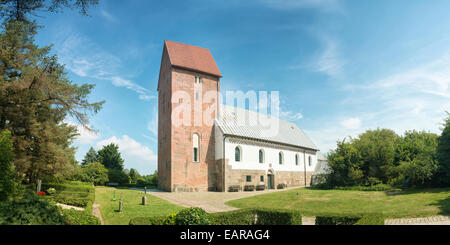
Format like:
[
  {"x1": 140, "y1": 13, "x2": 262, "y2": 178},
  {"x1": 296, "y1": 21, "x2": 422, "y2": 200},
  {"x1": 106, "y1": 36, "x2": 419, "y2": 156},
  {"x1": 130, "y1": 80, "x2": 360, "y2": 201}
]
[{"x1": 34, "y1": 0, "x2": 450, "y2": 175}]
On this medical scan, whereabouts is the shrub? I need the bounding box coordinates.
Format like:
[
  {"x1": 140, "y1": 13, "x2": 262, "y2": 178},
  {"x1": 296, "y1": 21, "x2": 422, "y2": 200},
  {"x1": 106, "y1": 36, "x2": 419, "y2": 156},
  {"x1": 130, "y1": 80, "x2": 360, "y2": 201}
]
[
  {"x1": 42, "y1": 181, "x2": 95, "y2": 208},
  {"x1": 211, "y1": 209, "x2": 255, "y2": 225},
  {"x1": 315, "y1": 213, "x2": 384, "y2": 225},
  {"x1": 0, "y1": 191, "x2": 67, "y2": 225},
  {"x1": 277, "y1": 183, "x2": 287, "y2": 189},
  {"x1": 47, "y1": 187, "x2": 56, "y2": 195},
  {"x1": 255, "y1": 209, "x2": 302, "y2": 225},
  {"x1": 334, "y1": 184, "x2": 401, "y2": 192},
  {"x1": 129, "y1": 216, "x2": 166, "y2": 225},
  {"x1": 0, "y1": 130, "x2": 16, "y2": 202},
  {"x1": 108, "y1": 169, "x2": 130, "y2": 185},
  {"x1": 62, "y1": 209, "x2": 101, "y2": 225},
  {"x1": 256, "y1": 185, "x2": 265, "y2": 191},
  {"x1": 244, "y1": 185, "x2": 255, "y2": 191},
  {"x1": 228, "y1": 185, "x2": 241, "y2": 192},
  {"x1": 163, "y1": 212, "x2": 178, "y2": 225},
  {"x1": 174, "y1": 207, "x2": 212, "y2": 225}
]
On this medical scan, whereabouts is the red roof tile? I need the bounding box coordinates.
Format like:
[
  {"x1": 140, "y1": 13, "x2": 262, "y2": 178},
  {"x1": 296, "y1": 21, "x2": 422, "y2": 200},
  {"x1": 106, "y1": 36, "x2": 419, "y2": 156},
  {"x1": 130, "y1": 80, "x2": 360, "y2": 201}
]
[{"x1": 164, "y1": 40, "x2": 222, "y2": 77}]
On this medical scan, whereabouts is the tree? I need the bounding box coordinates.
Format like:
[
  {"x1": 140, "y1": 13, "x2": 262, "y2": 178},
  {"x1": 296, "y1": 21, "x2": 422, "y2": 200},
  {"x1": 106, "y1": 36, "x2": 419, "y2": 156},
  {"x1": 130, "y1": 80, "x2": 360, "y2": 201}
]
[
  {"x1": 0, "y1": 20, "x2": 103, "y2": 184},
  {"x1": 108, "y1": 169, "x2": 129, "y2": 185},
  {"x1": 97, "y1": 143, "x2": 124, "y2": 171},
  {"x1": 0, "y1": 130, "x2": 16, "y2": 201},
  {"x1": 436, "y1": 112, "x2": 450, "y2": 186},
  {"x1": 0, "y1": 0, "x2": 98, "y2": 23},
  {"x1": 81, "y1": 162, "x2": 108, "y2": 185},
  {"x1": 81, "y1": 147, "x2": 98, "y2": 167},
  {"x1": 128, "y1": 168, "x2": 141, "y2": 184},
  {"x1": 327, "y1": 138, "x2": 364, "y2": 186}
]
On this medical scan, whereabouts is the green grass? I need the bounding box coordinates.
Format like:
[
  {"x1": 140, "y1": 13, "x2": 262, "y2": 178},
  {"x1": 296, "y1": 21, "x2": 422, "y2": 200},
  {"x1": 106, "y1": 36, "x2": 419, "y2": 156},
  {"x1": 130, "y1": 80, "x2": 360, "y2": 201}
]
[
  {"x1": 226, "y1": 187, "x2": 450, "y2": 218},
  {"x1": 95, "y1": 187, "x2": 184, "y2": 225}
]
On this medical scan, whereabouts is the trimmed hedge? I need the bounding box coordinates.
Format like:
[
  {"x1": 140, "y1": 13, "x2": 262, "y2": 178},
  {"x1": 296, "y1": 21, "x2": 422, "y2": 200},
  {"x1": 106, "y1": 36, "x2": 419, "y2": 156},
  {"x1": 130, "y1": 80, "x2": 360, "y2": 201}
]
[
  {"x1": 129, "y1": 216, "x2": 167, "y2": 225},
  {"x1": 244, "y1": 185, "x2": 255, "y2": 191},
  {"x1": 228, "y1": 185, "x2": 241, "y2": 192},
  {"x1": 315, "y1": 213, "x2": 384, "y2": 225},
  {"x1": 255, "y1": 209, "x2": 302, "y2": 225},
  {"x1": 42, "y1": 181, "x2": 95, "y2": 208},
  {"x1": 175, "y1": 207, "x2": 212, "y2": 225},
  {"x1": 211, "y1": 209, "x2": 255, "y2": 225},
  {"x1": 256, "y1": 185, "x2": 265, "y2": 191},
  {"x1": 62, "y1": 209, "x2": 101, "y2": 225}
]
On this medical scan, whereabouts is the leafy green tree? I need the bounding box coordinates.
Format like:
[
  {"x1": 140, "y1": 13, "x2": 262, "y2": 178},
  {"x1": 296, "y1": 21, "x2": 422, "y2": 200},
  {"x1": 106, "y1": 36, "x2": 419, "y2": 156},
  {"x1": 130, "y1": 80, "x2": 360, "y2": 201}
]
[
  {"x1": 392, "y1": 130, "x2": 439, "y2": 186},
  {"x1": 353, "y1": 129, "x2": 399, "y2": 184},
  {"x1": 0, "y1": 130, "x2": 16, "y2": 201},
  {"x1": 81, "y1": 147, "x2": 98, "y2": 167},
  {"x1": 107, "y1": 169, "x2": 130, "y2": 185},
  {"x1": 128, "y1": 168, "x2": 141, "y2": 184},
  {"x1": 327, "y1": 138, "x2": 364, "y2": 186},
  {"x1": 436, "y1": 112, "x2": 450, "y2": 186},
  {"x1": 81, "y1": 162, "x2": 108, "y2": 185},
  {"x1": 97, "y1": 143, "x2": 124, "y2": 171}
]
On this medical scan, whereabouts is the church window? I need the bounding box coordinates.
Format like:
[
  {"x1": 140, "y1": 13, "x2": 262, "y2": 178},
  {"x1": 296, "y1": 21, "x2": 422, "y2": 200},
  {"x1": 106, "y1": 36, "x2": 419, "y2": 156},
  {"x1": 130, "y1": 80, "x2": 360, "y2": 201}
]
[
  {"x1": 235, "y1": 146, "x2": 242, "y2": 162},
  {"x1": 279, "y1": 151, "x2": 284, "y2": 165},
  {"x1": 259, "y1": 149, "x2": 264, "y2": 163},
  {"x1": 193, "y1": 133, "x2": 199, "y2": 162},
  {"x1": 246, "y1": 176, "x2": 251, "y2": 182},
  {"x1": 295, "y1": 154, "x2": 299, "y2": 166},
  {"x1": 308, "y1": 156, "x2": 312, "y2": 167},
  {"x1": 260, "y1": 176, "x2": 264, "y2": 182}
]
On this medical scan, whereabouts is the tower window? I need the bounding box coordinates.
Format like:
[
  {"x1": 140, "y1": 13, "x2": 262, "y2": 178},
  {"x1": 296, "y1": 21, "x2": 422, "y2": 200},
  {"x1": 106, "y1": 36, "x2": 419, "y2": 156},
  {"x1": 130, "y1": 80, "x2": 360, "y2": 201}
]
[{"x1": 193, "y1": 133, "x2": 199, "y2": 162}]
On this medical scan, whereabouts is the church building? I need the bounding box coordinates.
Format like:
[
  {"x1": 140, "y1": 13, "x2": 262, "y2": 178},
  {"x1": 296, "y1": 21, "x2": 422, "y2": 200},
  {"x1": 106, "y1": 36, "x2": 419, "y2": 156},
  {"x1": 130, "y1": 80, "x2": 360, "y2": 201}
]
[{"x1": 157, "y1": 40, "x2": 323, "y2": 192}]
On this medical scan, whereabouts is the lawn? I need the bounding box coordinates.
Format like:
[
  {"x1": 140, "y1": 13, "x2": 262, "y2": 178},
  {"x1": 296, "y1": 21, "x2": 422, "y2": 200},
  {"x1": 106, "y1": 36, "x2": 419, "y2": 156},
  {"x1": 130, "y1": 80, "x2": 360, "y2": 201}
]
[
  {"x1": 95, "y1": 187, "x2": 183, "y2": 225},
  {"x1": 225, "y1": 187, "x2": 450, "y2": 218}
]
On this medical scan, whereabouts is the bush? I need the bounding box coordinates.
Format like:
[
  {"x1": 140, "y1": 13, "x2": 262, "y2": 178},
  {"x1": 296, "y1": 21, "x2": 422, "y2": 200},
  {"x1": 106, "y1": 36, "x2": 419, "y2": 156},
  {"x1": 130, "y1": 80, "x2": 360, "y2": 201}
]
[
  {"x1": 42, "y1": 181, "x2": 95, "y2": 208},
  {"x1": 256, "y1": 185, "x2": 265, "y2": 191},
  {"x1": 211, "y1": 208, "x2": 302, "y2": 225},
  {"x1": 211, "y1": 209, "x2": 255, "y2": 225},
  {"x1": 315, "y1": 213, "x2": 384, "y2": 225},
  {"x1": 62, "y1": 209, "x2": 101, "y2": 225},
  {"x1": 244, "y1": 185, "x2": 255, "y2": 191},
  {"x1": 228, "y1": 185, "x2": 241, "y2": 192},
  {"x1": 255, "y1": 209, "x2": 302, "y2": 225},
  {"x1": 163, "y1": 212, "x2": 178, "y2": 225},
  {"x1": 277, "y1": 183, "x2": 287, "y2": 189},
  {"x1": 333, "y1": 184, "x2": 401, "y2": 192},
  {"x1": 0, "y1": 191, "x2": 67, "y2": 225},
  {"x1": 174, "y1": 207, "x2": 212, "y2": 225},
  {"x1": 0, "y1": 130, "x2": 17, "y2": 202},
  {"x1": 108, "y1": 169, "x2": 130, "y2": 185},
  {"x1": 129, "y1": 216, "x2": 166, "y2": 225}
]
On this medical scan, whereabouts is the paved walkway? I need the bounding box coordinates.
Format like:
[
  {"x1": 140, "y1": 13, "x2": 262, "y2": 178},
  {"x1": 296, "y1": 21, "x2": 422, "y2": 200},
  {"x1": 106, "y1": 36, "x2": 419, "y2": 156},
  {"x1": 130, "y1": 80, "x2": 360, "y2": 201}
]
[
  {"x1": 136, "y1": 187, "x2": 302, "y2": 213},
  {"x1": 385, "y1": 216, "x2": 450, "y2": 225},
  {"x1": 56, "y1": 203, "x2": 84, "y2": 211}
]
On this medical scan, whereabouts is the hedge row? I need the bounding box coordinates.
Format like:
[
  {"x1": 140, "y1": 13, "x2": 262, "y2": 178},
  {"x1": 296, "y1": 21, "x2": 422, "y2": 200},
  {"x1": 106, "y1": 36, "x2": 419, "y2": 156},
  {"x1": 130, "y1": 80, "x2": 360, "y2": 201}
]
[
  {"x1": 62, "y1": 209, "x2": 101, "y2": 225},
  {"x1": 129, "y1": 208, "x2": 303, "y2": 225},
  {"x1": 315, "y1": 213, "x2": 384, "y2": 225},
  {"x1": 42, "y1": 181, "x2": 95, "y2": 208}
]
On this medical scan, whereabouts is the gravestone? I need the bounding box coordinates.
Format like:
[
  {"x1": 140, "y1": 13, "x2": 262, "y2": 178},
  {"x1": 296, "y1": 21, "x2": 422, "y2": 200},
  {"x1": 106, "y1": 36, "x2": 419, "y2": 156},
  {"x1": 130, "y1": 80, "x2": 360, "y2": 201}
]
[
  {"x1": 142, "y1": 196, "x2": 147, "y2": 205},
  {"x1": 119, "y1": 192, "x2": 123, "y2": 212}
]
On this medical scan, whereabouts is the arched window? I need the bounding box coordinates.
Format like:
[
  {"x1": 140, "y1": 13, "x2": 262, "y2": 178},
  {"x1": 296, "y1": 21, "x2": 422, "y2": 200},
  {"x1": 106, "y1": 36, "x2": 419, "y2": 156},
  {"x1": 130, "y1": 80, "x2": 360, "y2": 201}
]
[
  {"x1": 295, "y1": 154, "x2": 299, "y2": 166},
  {"x1": 279, "y1": 151, "x2": 284, "y2": 165},
  {"x1": 235, "y1": 146, "x2": 241, "y2": 162},
  {"x1": 193, "y1": 133, "x2": 199, "y2": 162},
  {"x1": 259, "y1": 149, "x2": 264, "y2": 163},
  {"x1": 308, "y1": 155, "x2": 312, "y2": 166}
]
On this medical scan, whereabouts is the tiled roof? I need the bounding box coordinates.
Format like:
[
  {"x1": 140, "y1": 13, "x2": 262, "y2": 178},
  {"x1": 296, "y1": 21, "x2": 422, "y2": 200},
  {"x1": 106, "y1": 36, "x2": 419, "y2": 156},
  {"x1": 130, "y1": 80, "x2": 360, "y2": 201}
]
[
  {"x1": 216, "y1": 105, "x2": 319, "y2": 150},
  {"x1": 164, "y1": 40, "x2": 222, "y2": 77}
]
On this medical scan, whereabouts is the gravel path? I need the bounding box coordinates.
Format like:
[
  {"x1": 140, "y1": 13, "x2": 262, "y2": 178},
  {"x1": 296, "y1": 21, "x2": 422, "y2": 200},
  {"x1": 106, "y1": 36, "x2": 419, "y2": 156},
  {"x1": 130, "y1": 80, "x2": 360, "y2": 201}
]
[{"x1": 92, "y1": 203, "x2": 105, "y2": 225}]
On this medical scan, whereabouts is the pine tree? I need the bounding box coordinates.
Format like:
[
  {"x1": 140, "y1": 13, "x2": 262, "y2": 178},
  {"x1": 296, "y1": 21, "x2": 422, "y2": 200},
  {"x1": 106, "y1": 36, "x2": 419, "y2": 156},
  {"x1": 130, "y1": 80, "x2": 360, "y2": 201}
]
[
  {"x1": 97, "y1": 143, "x2": 124, "y2": 171},
  {"x1": 81, "y1": 147, "x2": 98, "y2": 167}
]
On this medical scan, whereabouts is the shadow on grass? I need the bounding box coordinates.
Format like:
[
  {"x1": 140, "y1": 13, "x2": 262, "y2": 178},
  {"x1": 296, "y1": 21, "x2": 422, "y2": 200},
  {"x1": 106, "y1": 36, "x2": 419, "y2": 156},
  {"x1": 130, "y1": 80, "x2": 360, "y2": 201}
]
[
  {"x1": 429, "y1": 196, "x2": 450, "y2": 216},
  {"x1": 392, "y1": 187, "x2": 450, "y2": 195}
]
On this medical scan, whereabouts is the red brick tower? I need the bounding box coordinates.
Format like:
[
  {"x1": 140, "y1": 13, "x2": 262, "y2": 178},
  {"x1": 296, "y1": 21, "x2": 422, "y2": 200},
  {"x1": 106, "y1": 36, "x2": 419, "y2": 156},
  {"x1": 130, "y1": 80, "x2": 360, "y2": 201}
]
[{"x1": 157, "y1": 40, "x2": 222, "y2": 192}]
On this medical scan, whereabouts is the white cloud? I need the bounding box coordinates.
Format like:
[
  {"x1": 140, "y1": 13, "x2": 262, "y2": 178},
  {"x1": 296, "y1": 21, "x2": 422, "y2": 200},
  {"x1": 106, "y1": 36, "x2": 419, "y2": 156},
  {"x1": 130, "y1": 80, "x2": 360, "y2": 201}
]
[
  {"x1": 147, "y1": 106, "x2": 158, "y2": 137},
  {"x1": 96, "y1": 135, "x2": 158, "y2": 172},
  {"x1": 65, "y1": 121, "x2": 100, "y2": 144},
  {"x1": 280, "y1": 110, "x2": 303, "y2": 121},
  {"x1": 312, "y1": 35, "x2": 344, "y2": 77},
  {"x1": 340, "y1": 117, "x2": 361, "y2": 129},
  {"x1": 54, "y1": 31, "x2": 154, "y2": 101}
]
